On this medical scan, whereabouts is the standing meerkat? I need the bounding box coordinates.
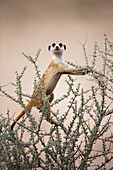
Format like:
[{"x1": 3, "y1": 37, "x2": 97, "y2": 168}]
[{"x1": 11, "y1": 42, "x2": 88, "y2": 130}]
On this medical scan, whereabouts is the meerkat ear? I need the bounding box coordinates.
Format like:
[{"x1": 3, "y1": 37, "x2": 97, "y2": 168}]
[
  {"x1": 48, "y1": 45, "x2": 51, "y2": 51},
  {"x1": 64, "y1": 45, "x2": 66, "y2": 50}
]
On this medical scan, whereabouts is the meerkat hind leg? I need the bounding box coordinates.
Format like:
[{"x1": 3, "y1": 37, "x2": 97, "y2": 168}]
[
  {"x1": 49, "y1": 93, "x2": 54, "y2": 103},
  {"x1": 46, "y1": 105, "x2": 62, "y2": 126}
]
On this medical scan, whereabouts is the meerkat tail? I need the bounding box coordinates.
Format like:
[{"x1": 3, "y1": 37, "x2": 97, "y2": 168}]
[
  {"x1": 11, "y1": 109, "x2": 25, "y2": 130},
  {"x1": 11, "y1": 100, "x2": 32, "y2": 130}
]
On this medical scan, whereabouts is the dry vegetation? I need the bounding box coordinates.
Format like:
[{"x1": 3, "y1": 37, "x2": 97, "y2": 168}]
[{"x1": 0, "y1": 35, "x2": 113, "y2": 169}]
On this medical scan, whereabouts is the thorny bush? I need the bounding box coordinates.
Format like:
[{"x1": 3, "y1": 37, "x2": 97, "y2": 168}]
[{"x1": 0, "y1": 35, "x2": 113, "y2": 169}]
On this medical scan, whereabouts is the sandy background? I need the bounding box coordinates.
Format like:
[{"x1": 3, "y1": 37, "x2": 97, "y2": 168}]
[{"x1": 0, "y1": 0, "x2": 113, "y2": 167}]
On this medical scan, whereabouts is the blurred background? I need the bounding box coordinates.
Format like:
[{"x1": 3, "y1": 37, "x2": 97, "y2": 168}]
[{"x1": 0, "y1": 0, "x2": 113, "y2": 166}]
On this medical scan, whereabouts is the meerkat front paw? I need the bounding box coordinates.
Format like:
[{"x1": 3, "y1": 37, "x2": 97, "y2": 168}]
[
  {"x1": 82, "y1": 67, "x2": 90, "y2": 75},
  {"x1": 52, "y1": 119, "x2": 63, "y2": 127}
]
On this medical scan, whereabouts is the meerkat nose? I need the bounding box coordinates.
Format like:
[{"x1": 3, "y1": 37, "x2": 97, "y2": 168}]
[{"x1": 55, "y1": 46, "x2": 59, "y2": 50}]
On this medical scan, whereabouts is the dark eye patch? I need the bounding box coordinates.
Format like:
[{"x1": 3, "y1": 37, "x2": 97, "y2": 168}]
[
  {"x1": 59, "y1": 43, "x2": 63, "y2": 48},
  {"x1": 52, "y1": 43, "x2": 56, "y2": 47}
]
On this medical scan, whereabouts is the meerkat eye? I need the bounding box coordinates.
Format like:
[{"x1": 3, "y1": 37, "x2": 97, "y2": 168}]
[
  {"x1": 59, "y1": 43, "x2": 63, "y2": 48},
  {"x1": 52, "y1": 43, "x2": 56, "y2": 47}
]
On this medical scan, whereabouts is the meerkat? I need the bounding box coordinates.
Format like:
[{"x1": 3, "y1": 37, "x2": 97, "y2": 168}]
[{"x1": 11, "y1": 42, "x2": 88, "y2": 130}]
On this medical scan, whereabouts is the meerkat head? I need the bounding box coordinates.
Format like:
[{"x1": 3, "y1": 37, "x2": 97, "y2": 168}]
[{"x1": 48, "y1": 42, "x2": 66, "y2": 56}]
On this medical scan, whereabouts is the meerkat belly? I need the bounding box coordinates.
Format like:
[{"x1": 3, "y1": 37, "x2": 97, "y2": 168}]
[{"x1": 46, "y1": 73, "x2": 61, "y2": 95}]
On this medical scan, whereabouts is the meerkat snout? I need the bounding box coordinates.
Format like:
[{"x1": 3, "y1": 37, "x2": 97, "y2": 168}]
[{"x1": 55, "y1": 46, "x2": 60, "y2": 50}]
